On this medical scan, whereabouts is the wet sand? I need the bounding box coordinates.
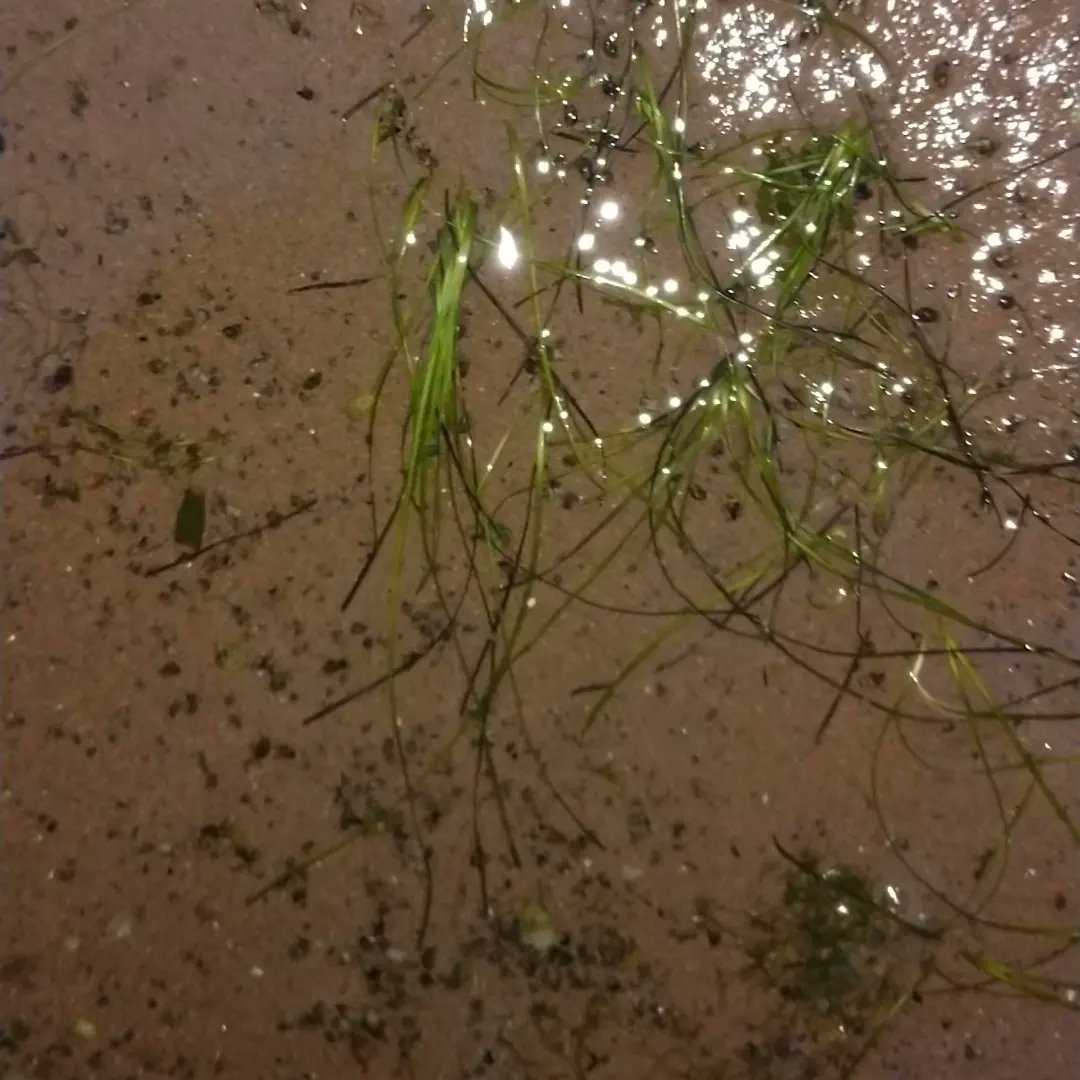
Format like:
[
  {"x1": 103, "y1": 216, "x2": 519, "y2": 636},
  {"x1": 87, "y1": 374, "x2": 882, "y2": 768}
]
[{"x1": 3, "y1": 2, "x2": 1080, "y2": 1077}]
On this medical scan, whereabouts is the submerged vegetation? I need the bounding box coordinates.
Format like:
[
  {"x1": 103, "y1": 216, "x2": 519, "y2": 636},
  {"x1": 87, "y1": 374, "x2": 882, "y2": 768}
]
[
  {"x1": 742, "y1": 846, "x2": 936, "y2": 1077},
  {"x1": 306, "y1": 0, "x2": 1079, "y2": 1061}
]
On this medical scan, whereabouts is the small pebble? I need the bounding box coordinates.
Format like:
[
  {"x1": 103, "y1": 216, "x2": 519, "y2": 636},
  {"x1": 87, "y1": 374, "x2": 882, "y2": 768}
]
[
  {"x1": 108, "y1": 912, "x2": 134, "y2": 940},
  {"x1": 72, "y1": 1018, "x2": 97, "y2": 1040}
]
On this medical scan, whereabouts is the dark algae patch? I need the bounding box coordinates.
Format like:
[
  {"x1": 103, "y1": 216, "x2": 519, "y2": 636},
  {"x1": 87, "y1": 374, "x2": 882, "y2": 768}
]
[{"x1": 737, "y1": 846, "x2": 940, "y2": 1078}]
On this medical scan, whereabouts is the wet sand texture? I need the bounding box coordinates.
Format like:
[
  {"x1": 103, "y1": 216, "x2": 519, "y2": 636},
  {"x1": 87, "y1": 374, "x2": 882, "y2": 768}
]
[{"x1": 3, "y1": 2, "x2": 1080, "y2": 1077}]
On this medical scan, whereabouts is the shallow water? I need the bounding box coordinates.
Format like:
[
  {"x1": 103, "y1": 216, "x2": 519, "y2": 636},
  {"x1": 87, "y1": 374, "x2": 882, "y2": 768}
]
[{"x1": 3, "y1": 1, "x2": 1080, "y2": 1077}]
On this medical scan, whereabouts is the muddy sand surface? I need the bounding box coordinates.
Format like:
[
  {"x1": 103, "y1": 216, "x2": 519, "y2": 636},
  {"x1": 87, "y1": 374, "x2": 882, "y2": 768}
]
[{"x1": 3, "y1": 1, "x2": 1080, "y2": 1078}]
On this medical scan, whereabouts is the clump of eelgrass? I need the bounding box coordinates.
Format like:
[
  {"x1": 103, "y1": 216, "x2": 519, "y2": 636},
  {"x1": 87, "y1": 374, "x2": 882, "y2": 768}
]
[{"x1": 292, "y1": 0, "x2": 1080, "y2": 1039}]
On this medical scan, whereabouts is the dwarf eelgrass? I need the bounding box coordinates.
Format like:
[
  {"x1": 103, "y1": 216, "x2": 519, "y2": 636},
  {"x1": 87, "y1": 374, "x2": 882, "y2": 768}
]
[{"x1": 305, "y1": 0, "x2": 1080, "y2": 1035}]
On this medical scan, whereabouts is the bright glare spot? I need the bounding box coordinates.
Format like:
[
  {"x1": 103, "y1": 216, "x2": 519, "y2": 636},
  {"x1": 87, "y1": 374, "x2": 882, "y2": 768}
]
[
  {"x1": 638, "y1": 412, "x2": 653, "y2": 427},
  {"x1": 496, "y1": 226, "x2": 519, "y2": 269},
  {"x1": 599, "y1": 200, "x2": 620, "y2": 221},
  {"x1": 804, "y1": 221, "x2": 818, "y2": 234},
  {"x1": 1004, "y1": 518, "x2": 1018, "y2": 531},
  {"x1": 739, "y1": 332, "x2": 753, "y2": 345},
  {"x1": 470, "y1": 0, "x2": 492, "y2": 20},
  {"x1": 662, "y1": 278, "x2": 678, "y2": 294},
  {"x1": 668, "y1": 396, "x2": 682, "y2": 409},
  {"x1": 578, "y1": 232, "x2": 596, "y2": 252},
  {"x1": 542, "y1": 421, "x2": 554, "y2": 434},
  {"x1": 732, "y1": 208, "x2": 750, "y2": 224},
  {"x1": 820, "y1": 381, "x2": 834, "y2": 396},
  {"x1": 750, "y1": 256, "x2": 772, "y2": 276},
  {"x1": 673, "y1": 116, "x2": 686, "y2": 134},
  {"x1": 593, "y1": 257, "x2": 612, "y2": 274},
  {"x1": 405, "y1": 230, "x2": 417, "y2": 246},
  {"x1": 536, "y1": 158, "x2": 551, "y2": 175}
]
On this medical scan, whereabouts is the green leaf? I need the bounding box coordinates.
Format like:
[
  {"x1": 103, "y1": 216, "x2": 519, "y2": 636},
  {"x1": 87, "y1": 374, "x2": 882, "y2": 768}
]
[{"x1": 174, "y1": 487, "x2": 206, "y2": 550}]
